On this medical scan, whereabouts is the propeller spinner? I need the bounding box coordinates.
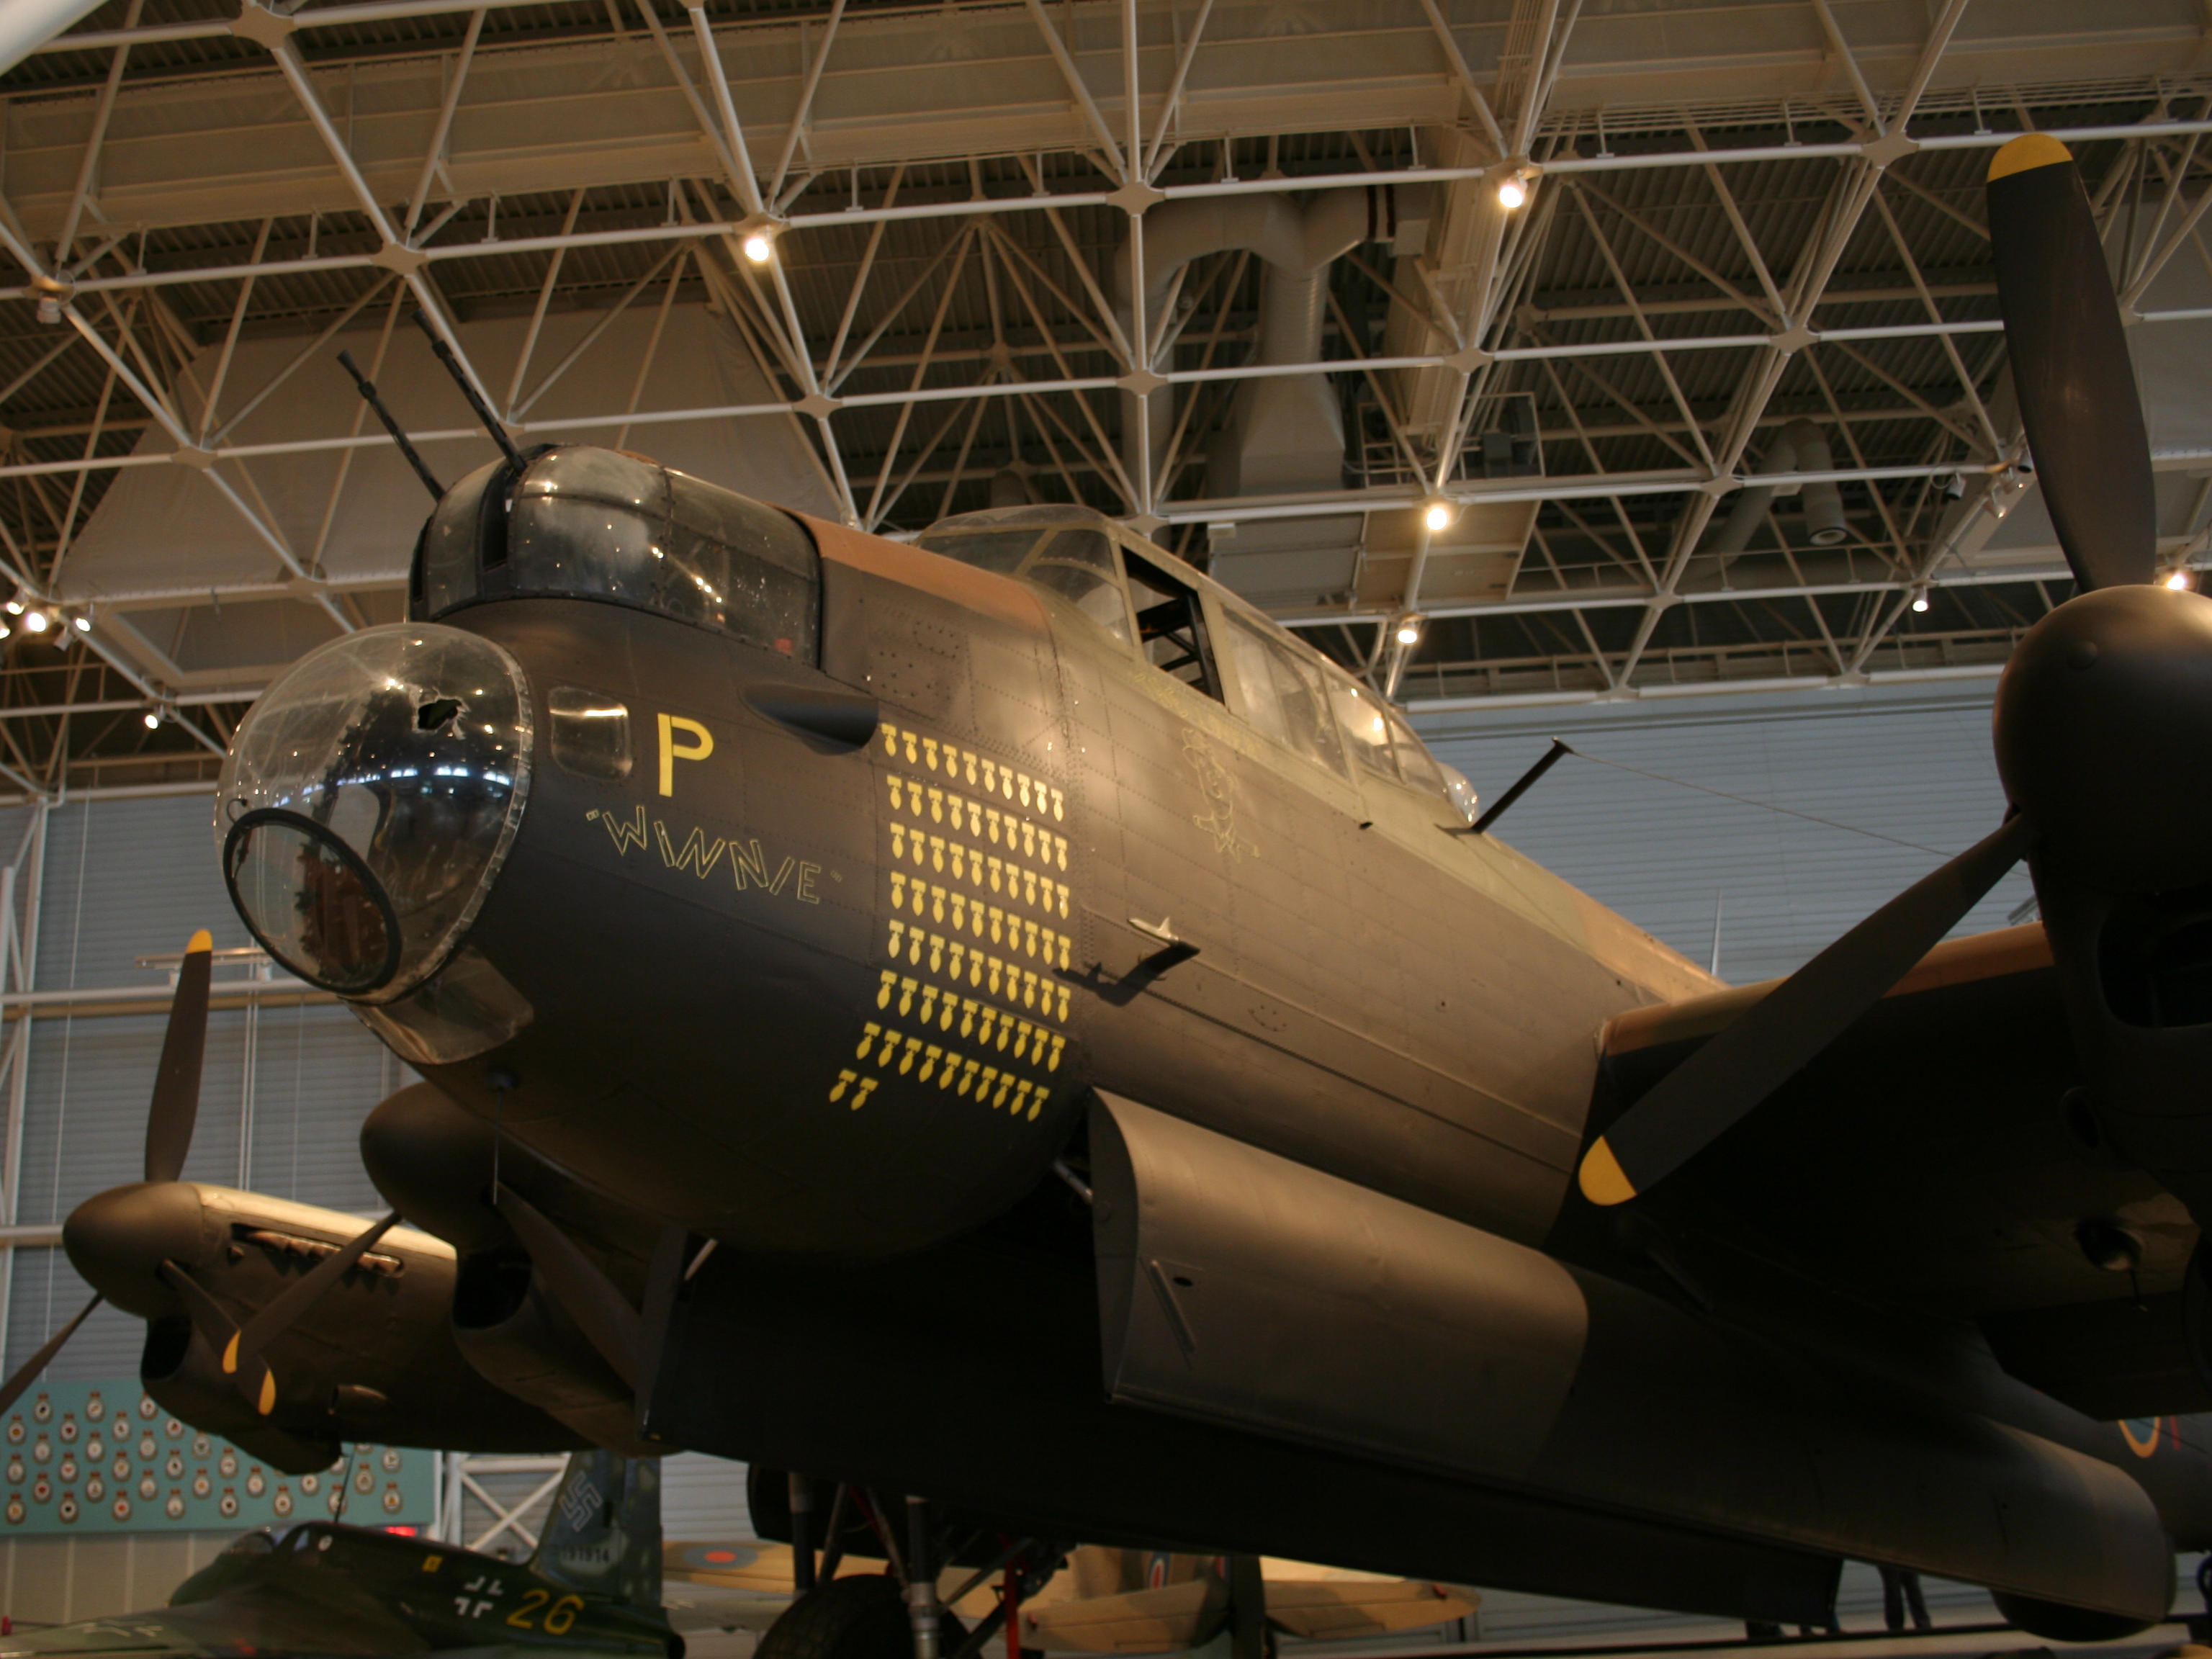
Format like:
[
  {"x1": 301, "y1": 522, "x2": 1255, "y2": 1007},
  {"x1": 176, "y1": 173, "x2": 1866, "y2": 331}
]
[{"x1": 1578, "y1": 133, "x2": 2201, "y2": 1207}]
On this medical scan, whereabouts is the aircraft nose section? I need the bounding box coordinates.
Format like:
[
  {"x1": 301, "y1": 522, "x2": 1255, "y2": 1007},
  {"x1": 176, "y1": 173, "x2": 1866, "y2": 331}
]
[
  {"x1": 215, "y1": 624, "x2": 532, "y2": 1000},
  {"x1": 63, "y1": 1181, "x2": 204, "y2": 1318}
]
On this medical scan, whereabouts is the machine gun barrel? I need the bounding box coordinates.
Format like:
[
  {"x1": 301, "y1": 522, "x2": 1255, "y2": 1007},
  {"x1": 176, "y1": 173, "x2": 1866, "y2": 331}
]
[
  {"x1": 336, "y1": 349, "x2": 446, "y2": 501},
  {"x1": 410, "y1": 308, "x2": 528, "y2": 470}
]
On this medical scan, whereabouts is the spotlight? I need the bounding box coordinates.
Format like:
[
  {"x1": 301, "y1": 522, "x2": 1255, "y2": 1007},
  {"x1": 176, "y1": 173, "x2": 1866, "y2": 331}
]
[
  {"x1": 2167, "y1": 569, "x2": 2194, "y2": 591},
  {"x1": 22, "y1": 611, "x2": 49, "y2": 634},
  {"x1": 4, "y1": 600, "x2": 22, "y2": 616},
  {"x1": 142, "y1": 710, "x2": 161, "y2": 730},
  {"x1": 71, "y1": 614, "x2": 90, "y2": 633},
  {"x1": 28, "y1": 274, "x2": 71, "y2": 328},
  {"x1": 1395, "y1": 616, "x2": 1424, "y2": 647},
  {"x1": 1496, "y1": 177, "x2": 1527, "y2": 210},
  {"x1": 742, "y1": 230, "x2": 775, "y2": 264},
  {"x1": 1910, "y1": 589, "x2": 1930, "y2": 613},
  {"x1": 1421, "y1": 498, "x2": 1457, "y2": 533}
]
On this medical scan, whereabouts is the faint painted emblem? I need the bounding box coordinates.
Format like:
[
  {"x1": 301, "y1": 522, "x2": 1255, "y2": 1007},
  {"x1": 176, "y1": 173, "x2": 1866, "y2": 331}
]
[
  {"x1": 1182, "y1": 729, "x2": 1248, "y2": 859},
  {"x1": 559, "y1": 1472, "x2": 601, "y2": 1530}
]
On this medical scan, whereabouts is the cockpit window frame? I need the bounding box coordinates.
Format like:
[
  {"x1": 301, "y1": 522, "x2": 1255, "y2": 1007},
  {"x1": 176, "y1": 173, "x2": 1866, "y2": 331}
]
[{"x1": 409, "y1": 446, "x2": 824, "y2": 665}]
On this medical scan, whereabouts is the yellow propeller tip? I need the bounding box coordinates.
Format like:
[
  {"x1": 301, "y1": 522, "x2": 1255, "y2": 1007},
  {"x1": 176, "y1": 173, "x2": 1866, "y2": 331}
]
[
  {"x1": 220, "y1": 1332, "x2": 239, "y2": 1375},
  {"x1": 1578, "y1": 1138, "x2": 1637, "y2": 1207},
  {"x1": 185, "y1": 930, "x2": 212, "y2": 954},
  {"x1": 1987, "y1": 133, "x2": 2072, "y2": 184},
  {"x1": 256, "y1": 1370, "x2": 276, "y2": 1416}
]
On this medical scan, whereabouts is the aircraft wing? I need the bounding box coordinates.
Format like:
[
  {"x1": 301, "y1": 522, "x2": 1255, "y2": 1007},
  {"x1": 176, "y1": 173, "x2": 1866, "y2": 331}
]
[
  {"x1": 1252, "y1": 1577, "x2": 1477, "y2": 1640},
  {"x1": 660, "y1": 1542, "x2": 796, "y2": 1634},
  {"x1": 1591, "y1": 923, "x2": 2206, "y2": 1419},
  {"x1": 1017, "y1": 1581, "x2": 1222, "y2": 1654},
  {"x1": 0, "y1": 1583, "x2": 426, "y2": 1659},
  {"x1": 663, "y1": 1540, "x2": 794, "y2": 1594}
]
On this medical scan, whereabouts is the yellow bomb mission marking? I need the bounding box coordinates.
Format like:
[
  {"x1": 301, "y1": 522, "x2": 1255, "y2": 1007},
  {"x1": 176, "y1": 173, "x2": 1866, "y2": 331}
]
[
  {"x1": 879, "y1": 721, "x2": 1064, "y2": 821},
  {"x1": 590, "y1": 805, "x2": 823, "y2": 902}
]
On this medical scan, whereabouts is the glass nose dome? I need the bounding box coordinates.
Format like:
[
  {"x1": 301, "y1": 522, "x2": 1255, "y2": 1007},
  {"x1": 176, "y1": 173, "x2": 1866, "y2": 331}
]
[{"x1": 216, "y1": 625, "x2": 533, "y2": 1000}]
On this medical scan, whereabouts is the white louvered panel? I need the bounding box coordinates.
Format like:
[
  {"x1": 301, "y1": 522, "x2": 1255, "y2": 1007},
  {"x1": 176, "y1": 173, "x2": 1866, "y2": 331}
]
[
  {"x1": 659, "y1": 1452, "x2": 755, "y2": 1541},
  {"x1": 33, "y1": 799, "x2": 254, "y2": 992},
  {"x1": 5, "y1": 1248, "x2": 144, "y2": 1380},
  {"x1": 1415, "y1": 686, "x2": 2026, "y2": 986}
]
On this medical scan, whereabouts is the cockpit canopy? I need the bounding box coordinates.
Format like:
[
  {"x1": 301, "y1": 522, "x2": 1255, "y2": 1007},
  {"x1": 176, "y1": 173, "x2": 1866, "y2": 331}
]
[
  {"x1": 414, "y1": 446, "x2": 819, "y2": 660},
  {"x1": 917, "y1": 505, "x2": 1467, "y2": 817},
  {"x1": 917, "y1": 506, "x2": 1135, "y2": 644}
]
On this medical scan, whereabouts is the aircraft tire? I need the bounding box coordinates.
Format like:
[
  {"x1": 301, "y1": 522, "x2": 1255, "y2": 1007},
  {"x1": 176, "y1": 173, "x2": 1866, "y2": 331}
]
[
  {"x1": 1989, "y1": 1590, "x2": 2156, "y2": 1643},
  {"x1": 757, "y1": 1573, "x2": 968, "y2": 1659}
]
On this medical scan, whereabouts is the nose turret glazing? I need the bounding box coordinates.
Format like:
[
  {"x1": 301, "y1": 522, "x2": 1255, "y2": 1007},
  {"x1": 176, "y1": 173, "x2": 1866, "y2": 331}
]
[{"x1": 217, "y1": 624, "x2": 532, "y2": 999}]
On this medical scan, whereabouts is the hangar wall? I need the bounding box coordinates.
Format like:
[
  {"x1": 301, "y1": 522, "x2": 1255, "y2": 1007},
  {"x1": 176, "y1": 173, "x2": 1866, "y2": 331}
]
[{"x1": 1416, "y1": 683, "x2": 2026, "y2": 986}]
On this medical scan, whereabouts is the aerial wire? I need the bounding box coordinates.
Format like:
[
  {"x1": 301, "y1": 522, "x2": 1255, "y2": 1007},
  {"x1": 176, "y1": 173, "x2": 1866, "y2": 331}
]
[{"x1": 1556, "y1": 743, "x2": 1954, "y2": 858}]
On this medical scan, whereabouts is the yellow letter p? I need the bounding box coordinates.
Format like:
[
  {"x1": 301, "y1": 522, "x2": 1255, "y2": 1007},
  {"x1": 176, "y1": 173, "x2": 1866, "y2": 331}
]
[{"x1": 658, "y1": 714, "x2": 714, "y2": 796}]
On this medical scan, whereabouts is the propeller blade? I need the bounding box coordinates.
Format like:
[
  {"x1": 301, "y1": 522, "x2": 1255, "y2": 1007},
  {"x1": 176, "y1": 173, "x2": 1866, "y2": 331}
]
[
  {"x1": 1578, "y1": 814, "x2": 2036, "y2": 1207},
  {"x1": 158, "y1": 1259, "x2": 275, "y2": 1416},
  {"x1": 1986, "y1": 134, "x2": 2156, "y2": 592},
  {"x1": 228, "y1": 1210, "x2": 401, "y2": 1410},
  {"x1": 0, "y1": 1295, "x2": 102, "y2": 1418},
  {"x1": 495, "y1": 1187, "x2": 640, "y2": 1390},
  {"x1": 144, "y1": 931, "x2": 213, "y2": 1184}
]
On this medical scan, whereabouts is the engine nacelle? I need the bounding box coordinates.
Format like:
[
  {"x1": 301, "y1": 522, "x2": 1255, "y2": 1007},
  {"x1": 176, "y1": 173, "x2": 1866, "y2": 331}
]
[
  {"x1": 453, "y1": 1247, "x2": 650, "y2": 1454},
  {"x1": 362, "y1": 1080, "x2": 660, "y2": 1452},
  {"x1": 141, "y1": 1317, "x2": 345, "y2": 1473},
  {"x1": 67, "y1": 1181, "x2": 585, "y2": 1465}
]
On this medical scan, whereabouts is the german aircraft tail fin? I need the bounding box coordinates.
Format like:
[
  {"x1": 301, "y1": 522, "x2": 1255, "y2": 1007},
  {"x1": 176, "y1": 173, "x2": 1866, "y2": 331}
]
[{"x1": 528, "y1": 1451, "x2": 663, "y2": 1612}]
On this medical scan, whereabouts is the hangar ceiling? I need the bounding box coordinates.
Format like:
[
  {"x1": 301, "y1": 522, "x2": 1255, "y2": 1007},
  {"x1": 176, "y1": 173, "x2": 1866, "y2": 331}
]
[{"x1": 0, "y1": 0, "x2": 2208, "y2": 791}]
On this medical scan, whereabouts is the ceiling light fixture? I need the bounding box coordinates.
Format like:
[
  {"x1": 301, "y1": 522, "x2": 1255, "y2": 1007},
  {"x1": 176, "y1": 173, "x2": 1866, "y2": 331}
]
[
  {"x1": 1421, "y1": 498, "x2": 1457, "y2": 533},
  {"x1": 4, "y1": 600, "x2": 22, "y2": 617},
  {"x1": 1494, "y1": 162, "x2": 1539, "y2": 212},
  {"x1": 1395, "y1": 615, "x2": 1424, "y2": 647},
  {"x1": 142, "y1": 710, "x2": 161, "y2": 730},
  {"x1": 739, "y1": 217, "x2": 783, "y2": 265},
  {"x1": 1910, "y1": 588, "x2": 1931, "y2": 613},
  {"x1": 22, "y1": 610, "x2": 49, "y2": 634},
  {"x1": 2167, "y1": 569, "x2": 2194, "y2": 591},
  {"x1": 72, "y1": 614, "x2": 91, "y2": 633}
]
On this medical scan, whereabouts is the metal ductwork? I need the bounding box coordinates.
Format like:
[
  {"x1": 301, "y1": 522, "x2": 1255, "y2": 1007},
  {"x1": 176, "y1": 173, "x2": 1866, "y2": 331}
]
[
  {"x1": 1116, "y1": 189, "x2": 1393, "y2": 500},
  {"x1": 989, "y1": 467, "x2": 1037, "y2": 508},
  {"x1": 1708, "y1": 418, "x2": 1851, "y2": 554}
]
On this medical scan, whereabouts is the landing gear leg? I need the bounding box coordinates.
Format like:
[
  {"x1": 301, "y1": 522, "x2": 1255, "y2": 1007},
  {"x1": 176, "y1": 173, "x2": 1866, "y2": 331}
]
[
  {"x1": 1226, "y1": 1555, "x2": 1271, "y2": 1659},
  {"x1": 791, "y1": 1475, "x2": 818, "y2": 1596},
  {"x1": 906, "y1": 1496, "x2": 943, "y2": 1659}
]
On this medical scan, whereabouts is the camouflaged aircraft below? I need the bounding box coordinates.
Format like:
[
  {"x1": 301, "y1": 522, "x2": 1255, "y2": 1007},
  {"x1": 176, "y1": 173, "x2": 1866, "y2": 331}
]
[
  {"x1": 0, "y1": 1452, "x2": 674, "y2": 1659},
  {"x1": 27, "y1": 131, "x2": 2212, "y2": 1659},
  {"x1": 662, "y1": 1537, "x2": 1478, "y2": 1652}
]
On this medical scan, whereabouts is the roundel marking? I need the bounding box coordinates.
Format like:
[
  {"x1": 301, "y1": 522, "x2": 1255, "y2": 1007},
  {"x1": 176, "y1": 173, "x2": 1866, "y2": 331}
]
[{"x1": 2121, "y1": 1416, "x2": 2164, "y2": 1458}]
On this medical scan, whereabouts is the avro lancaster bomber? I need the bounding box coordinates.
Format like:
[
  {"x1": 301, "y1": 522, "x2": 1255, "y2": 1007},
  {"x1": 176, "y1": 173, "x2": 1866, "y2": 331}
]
[{"x1": 32, "y1": 134, "x2": 2212, "y2": 1655}]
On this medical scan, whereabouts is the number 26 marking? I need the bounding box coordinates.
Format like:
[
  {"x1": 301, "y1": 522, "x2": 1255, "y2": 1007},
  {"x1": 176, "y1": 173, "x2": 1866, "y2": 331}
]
[{"x1": 505, "y1": 1589, "x2": 583, "y2": 1635}]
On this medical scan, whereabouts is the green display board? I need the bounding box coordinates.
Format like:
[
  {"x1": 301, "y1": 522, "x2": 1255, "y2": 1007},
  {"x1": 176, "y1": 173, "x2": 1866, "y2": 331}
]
[{"x1": 0, "y1": 1380, "x2": 434, "y2": 1533}]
